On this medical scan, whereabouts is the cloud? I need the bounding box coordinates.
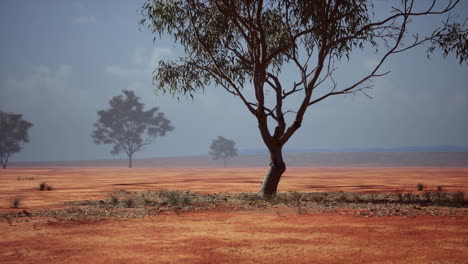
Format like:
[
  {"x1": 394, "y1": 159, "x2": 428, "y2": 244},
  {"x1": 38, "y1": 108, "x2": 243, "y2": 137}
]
[
  {"x1": 105, "y1": 65, "x2": 140, "y2": 79},
  {"x1": 72, "y1": 16, "x2": 96, "y2": 24},
  {"x1": 71, "y1": 1, "x2": 96, "y2": 24},
  {"x1": 105, "y1": 47, "x2": 173, "y2": 86},
  {"x1": 132, "y1": 48, "x2": 147, "y2": 65},
  {"x1": 0, "y1": 65, "x2": 94, "y2": 119}
]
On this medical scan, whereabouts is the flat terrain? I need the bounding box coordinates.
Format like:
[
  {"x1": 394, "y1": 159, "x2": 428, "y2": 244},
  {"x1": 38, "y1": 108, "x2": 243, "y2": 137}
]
[
  {"x1": 1, "y1": 167, "x2": 467, "y2": 263},
  {"x1": 11, "y1": 152, "x2": 468, "y2": 167}
]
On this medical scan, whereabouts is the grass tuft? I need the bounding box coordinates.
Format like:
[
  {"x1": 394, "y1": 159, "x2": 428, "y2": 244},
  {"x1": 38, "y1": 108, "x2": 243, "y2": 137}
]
[
  {"x1": 39, "y1": 182, "x2": 53, "y2": 191},
  {"x1": 11, "y1": 196, "x2": 22, "y2": 208},
  {"x1": 123, "y1": 198, "x2": 134, "y2": 208},
  {"x1": 417, "y1": 183, "x2": 424, "y2": 191}
]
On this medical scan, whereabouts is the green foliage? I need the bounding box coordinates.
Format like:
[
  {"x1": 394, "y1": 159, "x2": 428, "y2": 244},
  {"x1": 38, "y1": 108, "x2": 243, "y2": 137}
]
[
  {"x1": 428, "y1": 21, "x2": 468, "y2": 65},
  {"x1": 0, "y1": 111, "x2": 33, "y2": 169},
  {"x1": 141, "y1": 0, "x2": 465, "y2": 99},
  {"x1": 140, "y1": 1, "x2": 376, "y2": 97},
  {"x1": 209, "y1": 136, "x2": 238, "y2": 167},
  {"x1": 91, "y1": 90, "x2": 174, "y2": 168}
]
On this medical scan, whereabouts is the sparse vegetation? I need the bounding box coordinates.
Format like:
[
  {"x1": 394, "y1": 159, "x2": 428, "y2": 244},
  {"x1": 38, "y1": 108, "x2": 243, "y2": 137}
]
[
  {"x1": 39, "y1": 182, "x2": 53, "y2": 191},
  {"x1": 123, "y1": 198, "x2": 134, "y2": 208},
  {"x1": 159, "y1": 189, "x2": 192, "y2": 206},
  {"x1": 423, "y1": 190, "x2": 432, "y2": 202},
  {"x1": 39, "y1": 182, "x2": 47, "y2": 191},
  {"x1": 451, "y1": 192, "x2": 465, "y2": 205},
  {"x1": 11, "y1": 196, "x2": 21, "y2": 209},
  {"x1": 1, "y1": 189, "x2": 466, "y2": 223},
  {"x1": 109, "y1": 196, "x2": 119, "y2": 206},
  {"x1": 417, "y1": 183, "x2": 424, "y2": 191},
  {"x1": 17, "y1": 176, "x2": 34, "y2": 181}
]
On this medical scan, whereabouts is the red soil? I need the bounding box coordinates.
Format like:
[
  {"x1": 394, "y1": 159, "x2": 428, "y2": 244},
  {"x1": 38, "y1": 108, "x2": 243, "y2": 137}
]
[{"x1": 0, "y1": 167, "x2": 467, "y2": 263}]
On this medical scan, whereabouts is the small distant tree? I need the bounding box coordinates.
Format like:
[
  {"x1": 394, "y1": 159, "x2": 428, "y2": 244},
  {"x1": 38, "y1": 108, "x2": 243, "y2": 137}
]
[
  {"x1": 92, "y1": 90, "x2": 174, "y2": 168},
  {"x1": 0, "y1": 111, "x2": 33, "y2": 169},
  {"x1": 209, "y1": 136, "x2": 238, "y2": 167}
]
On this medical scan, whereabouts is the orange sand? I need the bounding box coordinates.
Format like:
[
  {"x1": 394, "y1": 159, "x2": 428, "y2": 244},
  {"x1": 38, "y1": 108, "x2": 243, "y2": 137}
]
[
  {"x1": 0, "y1": 167, "x2": 467, "y2": 263},
  {"x1": 1, "y1": 167, "x2": 467, "y2": 210}
]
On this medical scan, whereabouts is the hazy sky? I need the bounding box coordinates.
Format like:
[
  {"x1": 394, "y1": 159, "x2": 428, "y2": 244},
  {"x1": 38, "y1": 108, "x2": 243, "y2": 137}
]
[{"x1": 1, "y1": 1, "x2": 467, "y2": 162}]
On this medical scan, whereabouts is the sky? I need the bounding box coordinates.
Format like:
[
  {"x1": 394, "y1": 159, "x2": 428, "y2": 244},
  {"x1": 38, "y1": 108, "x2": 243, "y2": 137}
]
[{"x1": 0, "y1": 0, "x2": 467, "y2": 162}]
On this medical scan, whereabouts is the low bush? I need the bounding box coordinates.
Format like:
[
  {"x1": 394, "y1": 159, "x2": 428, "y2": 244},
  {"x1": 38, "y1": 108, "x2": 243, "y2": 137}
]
[
  {"x1": 123, "y1": 198, "x2": 134, "y2": 208},
  {"x1": 39, "y1": 182, "x2": 47, "y2": 191},
  {"x1": 109, "y1": 196, "x2": 119, "y2": 206},
  {"x1": 11, "y1": 196, "x2": 21, "y2": 208},
  {"x1": 160, "y1": 189, "x2": 192, "y2": 206},
  {"x1": 451, "y1": 192, "x2": 465, "y2": 204},
  {"x1": 39, "y1": 182, "x2": 53, "y2": 191},
  {"x1": 417, "y1": 183, "x2": 424, "y2": 191}
]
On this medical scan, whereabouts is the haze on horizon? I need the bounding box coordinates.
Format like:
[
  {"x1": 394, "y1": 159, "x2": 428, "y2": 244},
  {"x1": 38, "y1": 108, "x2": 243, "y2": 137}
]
[{"x1": 1, "y1": 0, "x2": 467, "y2": 163}]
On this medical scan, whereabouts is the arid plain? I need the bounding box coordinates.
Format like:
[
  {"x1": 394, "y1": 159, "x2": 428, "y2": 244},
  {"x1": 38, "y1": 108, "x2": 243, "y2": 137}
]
[{"x1": 1, "y1": 166, "x2": 467, "y2": 263}]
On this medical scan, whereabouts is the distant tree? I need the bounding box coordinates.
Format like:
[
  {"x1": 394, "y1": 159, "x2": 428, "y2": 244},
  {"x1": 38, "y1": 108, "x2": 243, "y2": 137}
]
[
  {"x1": 209, "y1": 136, "x2": 238, "y2": 167},
  {"x1": 141, "y1": 0, "x2": 467, "y2": 197},
  {"x1": 92, "y1": 90, "x2": 174, "y2": 168},
  {"x1": 0, "y1": 111, "x2": 33, "y2": 169}
]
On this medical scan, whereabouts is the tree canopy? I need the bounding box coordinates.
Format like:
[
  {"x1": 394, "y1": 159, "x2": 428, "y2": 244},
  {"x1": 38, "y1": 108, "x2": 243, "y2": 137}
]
[
  {"x1": 141, "y1": 0, "x2": 467, "y2": 196},
  {"x1": 92, "y1": 90, "x2": 174, "y2": 168},
  {"x1": 0, "y1": 111, "x2": 33, "y2": 169},
  {"x1": 209, "y1": 136, "x2": 238, "y2": 167}
]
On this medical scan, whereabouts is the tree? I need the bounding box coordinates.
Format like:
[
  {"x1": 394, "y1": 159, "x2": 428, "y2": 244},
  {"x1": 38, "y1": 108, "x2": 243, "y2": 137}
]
[
  {"x1": 141, "y1": 0, "x2": 467, "y2": 196},
  {"x1": 92, "y1": 90, "x2": 174, "y2": 168},
  {"x1": 0, "y1": 111, "x2": 33, "y2": 169},
  {"x1": 209, "y1": 136, "x2": 238, "y2": 167}
]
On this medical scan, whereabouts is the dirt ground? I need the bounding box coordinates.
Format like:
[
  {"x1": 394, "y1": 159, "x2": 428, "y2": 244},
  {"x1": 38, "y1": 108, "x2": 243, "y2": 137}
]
[{"x1": 0, "y1": 167, "x2": 467, "y2": 263}]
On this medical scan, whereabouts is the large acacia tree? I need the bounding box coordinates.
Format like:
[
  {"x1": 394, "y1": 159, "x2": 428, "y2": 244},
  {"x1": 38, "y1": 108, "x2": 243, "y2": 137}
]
[
  {"x1": 92, "y1": 90, "x2": 174, "y2": 168},
  {"x1": 0, "y1": 111, "x2": 33, "y2": 169},
  {"x1": 141, "y1": 0, "x2": 467, "y2": 196}
]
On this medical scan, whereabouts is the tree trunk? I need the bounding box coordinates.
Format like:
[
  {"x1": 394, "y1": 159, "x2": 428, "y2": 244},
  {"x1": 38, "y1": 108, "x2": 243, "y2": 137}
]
[
  {"x1": 128, "y1": 155, "x2": 133, "y2": 168},
  {"x1": 1, "y1": 155, "x2": 8, "y2": 169},
  {"x1": 258, "y1": 146, "x2": 286, "y2": 197}
]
